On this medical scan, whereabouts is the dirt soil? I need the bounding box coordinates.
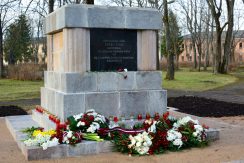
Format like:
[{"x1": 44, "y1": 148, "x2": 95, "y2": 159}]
[
  {"x1": 0, "y1": 106, "x2": 27, "y2": 117},
  {"x1": 168, "y1": 96, "x2": 244, "y2": 117}
]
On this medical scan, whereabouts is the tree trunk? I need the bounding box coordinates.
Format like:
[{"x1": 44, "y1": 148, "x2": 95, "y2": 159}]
[
  {"x1": 197, "y1": 43, "x2": 202, "y2": 72},
  {"x1": 175, "y1": 55, "x2": 179, "y2": 70},
  {"x1": 192, "y1": 37, "x2": 197, "y2": 69},
  {"x1": 0, "y1": 14, "x2": 3, "y2": 78},
  {"x1": 49, "y1": 0, "x2": 55, "y2": 13},
  {"x1": 156, "y1": 32, "x2": 160, "y2": 70},
  {"x1": 164, "y1": 0, "x2": 174, "y2": 80},
  {"x1": 204, "y1": 9, "x2": 211, "y2": 71},
  {"x1": 215, "y1": 28, "x2": 222, "y2": 73},
  {"x1": 221, "y1": 0, "x2": 234, "y2": 73}
]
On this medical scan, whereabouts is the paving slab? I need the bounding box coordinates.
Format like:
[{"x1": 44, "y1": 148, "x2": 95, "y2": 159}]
[
  {"x1": 5, "y1": 113, "x2": 219, "y2": 160},
  {"x1": 5, "y1": 115, "x2": 113, "y2": 160}
]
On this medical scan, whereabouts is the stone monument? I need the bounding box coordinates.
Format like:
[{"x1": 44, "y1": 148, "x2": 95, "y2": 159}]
[{"x1": 34, "y1": 4, "x2": 167, "y2": 128}]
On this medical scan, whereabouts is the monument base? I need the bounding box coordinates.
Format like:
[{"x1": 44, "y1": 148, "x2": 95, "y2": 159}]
[
  {"x1": 41, "y1": 71, "x2": 167, "y2": 124},
  {"x1": 6, "y1": 114, "x2": 220, "y2": 160}
]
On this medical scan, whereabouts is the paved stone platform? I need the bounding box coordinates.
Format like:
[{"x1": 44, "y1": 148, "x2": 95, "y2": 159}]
[
  {"x1": 5, "y1": 114, "x2": 219, "y2": 160},
  {"x1": 5, "y1": 115, "x2": 113, "y2": 160}
]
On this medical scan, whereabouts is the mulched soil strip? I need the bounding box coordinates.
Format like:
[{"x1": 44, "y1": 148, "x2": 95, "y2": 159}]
[
  {"x1": 0, "y1": 105, "x2": 28, "y2": 117},
  {"x1": 168, "y1": 96, "x2": 244, "y2": 117}
]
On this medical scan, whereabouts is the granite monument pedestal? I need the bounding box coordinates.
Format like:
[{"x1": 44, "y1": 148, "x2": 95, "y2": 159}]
[{"x1": 34, "y1": 4, "x2": 167, "y2": 127}]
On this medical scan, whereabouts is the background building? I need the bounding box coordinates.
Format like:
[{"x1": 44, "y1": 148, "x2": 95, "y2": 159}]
[{"x1": 179, "y1": 30, "x2": 244, "y2": 65}]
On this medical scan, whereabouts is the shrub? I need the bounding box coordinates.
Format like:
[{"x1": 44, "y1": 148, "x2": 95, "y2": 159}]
[
  {"x1": 7, "y1": 63, "x2": 46, "y2": 80},
  {"x1": 228, "y1": 63, "x2": 239, "y2": 72}
]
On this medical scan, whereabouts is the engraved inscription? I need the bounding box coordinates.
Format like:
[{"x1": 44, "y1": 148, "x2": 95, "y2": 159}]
[{"x1": 90, "y1": 29, "x2": 137, "y2": 71}]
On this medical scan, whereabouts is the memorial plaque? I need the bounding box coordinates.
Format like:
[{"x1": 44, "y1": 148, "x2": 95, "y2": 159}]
[{"x1": 90, "y1": 29, "x2": 137, "y2": 71}]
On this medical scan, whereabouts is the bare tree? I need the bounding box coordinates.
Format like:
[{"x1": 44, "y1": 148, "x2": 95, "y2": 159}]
[
  {"x1": 164, "y1": 0, "x2": 174, "y2": 80},
  {"x1": 194, "y1": 0, "x2": 207, "y2": 72},
  {"x1": 207, "y1": 0, "x2": 235, "y2": 74},
  {"x1": 106, "y1": 0, "x2": 164, "y2": 70},
  {"x1": 221, "y1": 0, "x2": 235, "y2": 73},
  {"x1": 48, "y1": 0, "x2": 55, "y2": 13},
  {"x1": 0, "y1": 0, "x2": 19, "y2": 78},
  {"x1": 203, "y1": 7, "x2": 211, "y2": 71},
  {"x1": 179, "y1": 0, "x2": 198, "y2": 69}
]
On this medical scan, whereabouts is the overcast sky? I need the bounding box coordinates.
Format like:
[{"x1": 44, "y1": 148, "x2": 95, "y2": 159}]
[
  {"x1": 18, "y1": 0, "x2": 244, "y2": 36},
  {"x1": 96, "y1": 0, "x2": 244, "y2": 35}
]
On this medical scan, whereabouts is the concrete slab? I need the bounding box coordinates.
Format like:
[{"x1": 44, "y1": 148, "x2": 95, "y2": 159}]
[
  {"x1": 5, "y1": 115, "x2": 113, "y2": 160},
  {"x1": 5, "y1": 114, "x2": 219, "y2": 160},
  {"x1": 45, "y1": 4, "x2": 162, "y2": 34}
]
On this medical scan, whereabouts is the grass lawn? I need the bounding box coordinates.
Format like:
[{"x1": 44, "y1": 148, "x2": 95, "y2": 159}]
[
  {"x1": 163, "y1": 69, "x2": 238, "y2": 91},
  {"x1": 0, "y1": 79, "x2": 43, "y2": 102}
]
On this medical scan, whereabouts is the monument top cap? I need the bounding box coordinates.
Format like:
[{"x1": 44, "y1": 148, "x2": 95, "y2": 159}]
[{"x1": 45, "y1": 4, "x2": 162, "y2": 34}]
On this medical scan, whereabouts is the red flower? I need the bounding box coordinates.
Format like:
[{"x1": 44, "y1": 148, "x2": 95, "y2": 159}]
[
  {"x1": 36, "y1": 106, "x2": 43, "y2": 113},
  {"x1": 146, "y1": 113, "x2": 151, "y2": 120},
  {"x1": 117, "y1": 68, "x2": 123, "y2": 72},
  {"x1": 137, "y1": 114, "x2": 142, "y2": 121},
  {"x1": 49, "y1": 115, "x2": 53, "y2": 121},
  {"x1": 65, "y1": 120, "x2": 70, "y2": 125},
  {"x1": 188, "y1": 122, "x2": 195, "y2": 130},
  {"x1": 113, "y1": 117, "x2": 119, "y2": 123},
  {"x1": 55, "y1": 119, "x2": 60, "y2": 124},
  {"x1": 163, "y1": 112, "x2": 169, "y2": 120},
  {"x1": 182, "y1": 135, "x2": 188, "y2": 142},
  {"x1": 154, "y1": 112, "x2": 160, "y2": 121},
  {"x1": 88, "y1": 115, "x2": 94, "y2": 121},
  {"x1": 56, "y1": 123, "x2": 67, "y2": 131},
  {"x1": 202, "y1": 124, "x2": 209, "y2": 129}
]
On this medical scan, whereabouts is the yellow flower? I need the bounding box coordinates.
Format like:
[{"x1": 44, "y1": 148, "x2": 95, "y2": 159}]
[
  {"x1": 32, "y1": 129, "x2": 56, "y2": 137},
  {"x1": 32, "y1": 130, "x2": 42, "y2": 137}
]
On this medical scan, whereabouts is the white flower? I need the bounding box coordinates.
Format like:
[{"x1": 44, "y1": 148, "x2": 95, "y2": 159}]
[
  {"x1": 87, "y1": 125, "x2": 96, "y2": 133},
  {"x1": 128, "y1": 135, "x2": 136, "y2": 148},
  {"x1": 194, "y1": 125, "x2": 203, "y2": 132},
  {"x1": 92, "y1": 122, "x2": 100, "y2": 130},
  {"x1": 148, "y1": 121, "x2": 157, "y2": 133},
  {"x1": 67, "y1": 131, "x2": 73, "y2": 138},
  {"x1": 73, "y1": 113, "x2": 83, "y2": 121},
  {"x1": 175, "y1": 131, "x2": 182, "y2": 139},
  {"x1": 173, "y1": 139, "x2": 183, "y2": 148},
  {"x1": 127, "y1": 132, "x2": 152, "y2": 155},
  {"x1": 167, "y1": 129, "x2": 182, "y2": 147},
  {"x1": 176, "y1": 116, "x2": 199, "y2": 128},
  {"x1": 167, "y1": 133, "x2": 176, "y2": 141},
  {"x1": 24, "y1": 133, "x2": 59, "y2": 150},
  {"x1": 134, "y1": 135, "x2": 143, "y2": 142},
  {"x1": 144, "y1": 119, "x2": 153, "y2": 125},
  {"x1": 136, "y1": 142, "x2": 142, "y2": 147},
  {"x1": 77, "y1": 121, "x2": 85, "y2": 127},
  {"x1": 63, "y1": 136, "x2": 68, "y2": 142},
  {"x1": 41, "y1": 142, "x2": 48, "y2": 150},
  {"x1": 41, "y1": 138, "x2": 59, "y2": 150},
  {"x1": 193, "y1": 132, "x2": 198, "y2": 137},
  {"x1": 94, "y1": 117, "x2": 102, "y2": 122},
  {"x1": 146, "y1": 140, "x2": 152, "y2": 146},
  {"x1": 124, "y1": 68, "x2": 128, "y2": 72},
  {"x1": 86, "y1": 109, "x2": 95, "y2": 113},
  {"x1": 96, "y1": 115, "x2": 106, "y2": 122}
]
